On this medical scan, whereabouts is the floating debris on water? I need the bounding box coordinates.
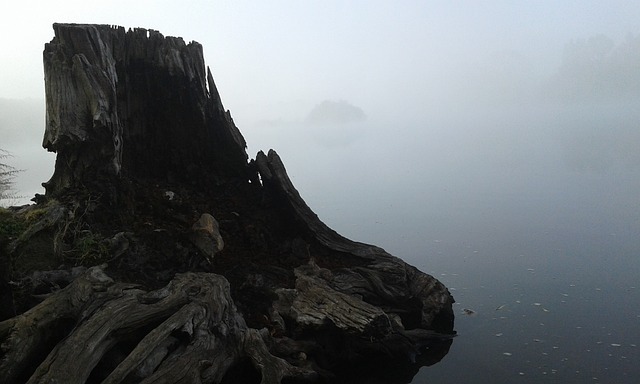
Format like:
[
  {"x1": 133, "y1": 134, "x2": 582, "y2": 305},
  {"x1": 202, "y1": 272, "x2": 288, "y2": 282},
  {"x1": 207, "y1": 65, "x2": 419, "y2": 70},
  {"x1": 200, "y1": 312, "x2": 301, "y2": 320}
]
[
  {"x1": 610, "y1": 343, "x2": 622, "y2": 347},
  {"x1": 503, "y1": 352, "x2": 512, "y2": 356},
  {"x1": 496, "y1": 304, "x2": 507, "y2": 311},
  {"x1": 462, "y1": 308, "x2": 476, "y2": 316},
  {"x1": 533, "y1": 303, "x2": 542, "y2": 306},
  {"x1": 495, "y1": 333, "x2": 503, "y2": 337}
]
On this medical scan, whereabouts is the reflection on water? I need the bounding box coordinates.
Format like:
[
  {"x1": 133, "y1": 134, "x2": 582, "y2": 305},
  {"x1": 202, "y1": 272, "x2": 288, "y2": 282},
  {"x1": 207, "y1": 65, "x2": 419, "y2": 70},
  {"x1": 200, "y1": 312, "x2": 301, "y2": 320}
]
[{"x1": 332, "y1": 337, "x2": 454, "y2": 384}]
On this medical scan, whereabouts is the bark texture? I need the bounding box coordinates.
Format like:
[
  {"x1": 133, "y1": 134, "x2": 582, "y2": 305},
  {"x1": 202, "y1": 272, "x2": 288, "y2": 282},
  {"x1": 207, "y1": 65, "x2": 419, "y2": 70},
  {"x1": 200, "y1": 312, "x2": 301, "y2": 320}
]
[
  {"x1": 0, "y1": 23, "x2": 455, "y2": 384},
  {"x1": 42, "y1": 23, "x2": 247, "y2": 197}
]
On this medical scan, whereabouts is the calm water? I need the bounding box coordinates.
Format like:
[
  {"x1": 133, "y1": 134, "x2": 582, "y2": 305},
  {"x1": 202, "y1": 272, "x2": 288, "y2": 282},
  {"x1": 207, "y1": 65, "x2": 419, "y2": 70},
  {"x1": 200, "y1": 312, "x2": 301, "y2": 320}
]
[
  {"x1": 410, "y1": 219, "x2": 639, "y2": 383},
  {"x1": 404, "y1": 125, "x2": 639, "y2": 383}
]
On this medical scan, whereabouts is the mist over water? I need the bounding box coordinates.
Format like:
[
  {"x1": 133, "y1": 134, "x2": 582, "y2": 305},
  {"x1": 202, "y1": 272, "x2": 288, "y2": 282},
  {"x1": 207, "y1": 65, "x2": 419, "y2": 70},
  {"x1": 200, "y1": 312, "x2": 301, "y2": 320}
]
[{"x1": 240, "y1": 81, "x2": 640, "y2": 262}]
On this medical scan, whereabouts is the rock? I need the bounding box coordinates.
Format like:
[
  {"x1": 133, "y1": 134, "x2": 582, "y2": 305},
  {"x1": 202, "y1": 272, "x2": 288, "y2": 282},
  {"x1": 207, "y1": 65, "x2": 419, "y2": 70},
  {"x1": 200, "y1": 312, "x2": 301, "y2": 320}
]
[
  {"x1": 164, "y1": 190, "x2": 175, "y2": 200},
  {"x1": 190, "y1": 213, "x2": 224, "y2": 262},
  {"x1": 104, "y1": 232, "x2": 130, "y2": 260}
]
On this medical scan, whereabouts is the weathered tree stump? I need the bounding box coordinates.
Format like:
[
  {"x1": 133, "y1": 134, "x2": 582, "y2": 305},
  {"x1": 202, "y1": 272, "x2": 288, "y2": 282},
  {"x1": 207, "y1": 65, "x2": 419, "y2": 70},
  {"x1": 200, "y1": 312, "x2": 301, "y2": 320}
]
[{"x1": 0, "y1": 23, "x2": 455, "y2": 383}]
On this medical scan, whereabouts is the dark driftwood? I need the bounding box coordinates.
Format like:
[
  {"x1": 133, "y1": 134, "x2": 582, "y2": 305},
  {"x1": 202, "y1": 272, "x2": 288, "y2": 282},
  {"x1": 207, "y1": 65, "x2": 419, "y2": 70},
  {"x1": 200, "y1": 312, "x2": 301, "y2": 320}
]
[
  {"x1": 257, "y1": 149, "x2": 454, "y2": 330},
  {"x1": 0, "y1": 265, "x2": 316, "y2": 384},
  {"x1": 0, "y1": 23, "x2": 455, "y2": 383}
]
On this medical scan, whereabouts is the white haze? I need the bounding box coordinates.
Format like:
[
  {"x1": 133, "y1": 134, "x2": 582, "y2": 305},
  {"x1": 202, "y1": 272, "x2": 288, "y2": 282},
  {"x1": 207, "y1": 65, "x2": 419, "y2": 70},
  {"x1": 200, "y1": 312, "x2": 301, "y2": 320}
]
[{"x1": 0, "y1": 1, "x2": 639, "y2": 258}]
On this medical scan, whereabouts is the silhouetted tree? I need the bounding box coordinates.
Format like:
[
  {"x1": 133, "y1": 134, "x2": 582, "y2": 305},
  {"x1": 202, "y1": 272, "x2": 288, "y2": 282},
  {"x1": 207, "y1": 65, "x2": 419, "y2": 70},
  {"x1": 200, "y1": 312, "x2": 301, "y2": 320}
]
[{"x1": 0, "y1": 149, "x2": 20, "y2": 203}]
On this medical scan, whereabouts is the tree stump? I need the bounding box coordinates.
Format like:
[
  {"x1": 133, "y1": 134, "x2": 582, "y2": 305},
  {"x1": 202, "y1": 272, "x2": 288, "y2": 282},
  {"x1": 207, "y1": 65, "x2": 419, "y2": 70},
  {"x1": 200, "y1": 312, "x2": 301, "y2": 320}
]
[{"x1": 0, "y1": 23, "x2": 455, "y2": 383}]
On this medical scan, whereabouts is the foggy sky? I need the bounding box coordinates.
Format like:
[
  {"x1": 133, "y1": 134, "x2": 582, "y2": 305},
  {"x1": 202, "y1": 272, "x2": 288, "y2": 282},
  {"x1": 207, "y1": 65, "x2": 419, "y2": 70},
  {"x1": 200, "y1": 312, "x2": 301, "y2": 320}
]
[{"x1": 1, "y1": 2, "x2": 639, "y2": 257}]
